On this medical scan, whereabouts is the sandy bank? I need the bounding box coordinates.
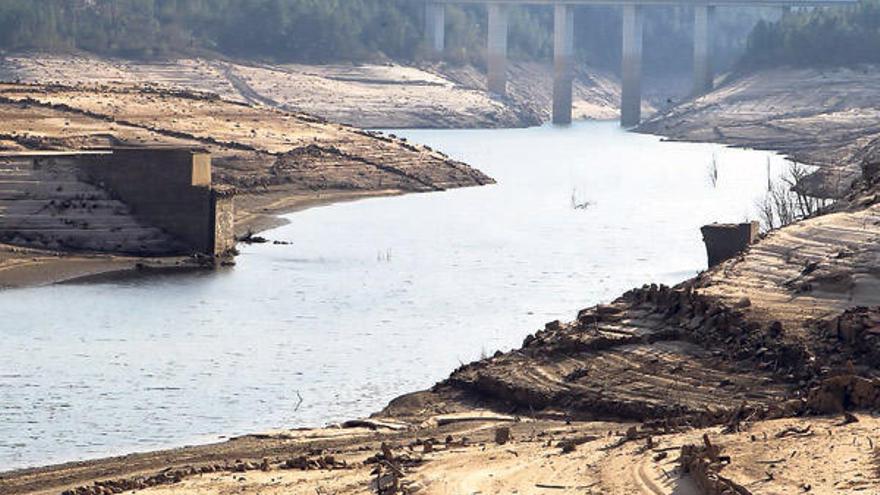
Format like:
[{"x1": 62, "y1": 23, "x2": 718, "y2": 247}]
[{"x1": 2, "y1": 407, "x2": 876, "y2": 495}]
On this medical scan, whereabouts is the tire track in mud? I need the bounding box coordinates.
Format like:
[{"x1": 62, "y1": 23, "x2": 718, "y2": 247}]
[{"x1": 213, "y1": 61, "x2": 289, "y2": 112}]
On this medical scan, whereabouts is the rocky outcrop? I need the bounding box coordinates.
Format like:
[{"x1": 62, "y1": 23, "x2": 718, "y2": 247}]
[
  {"x1": 680, "y1": 436, "x2": 753, "y2": 495},
  {"x1": 441, "y1": 276, "x2": 880, "y2": 425}
]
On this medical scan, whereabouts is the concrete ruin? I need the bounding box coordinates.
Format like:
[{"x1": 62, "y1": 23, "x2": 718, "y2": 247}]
[
  {"x1": 701, "y1": 222, "x2": 759, "y2": 268},
  {"x1": 0, "y1": 148, "x2": 235, "y2": 259}
]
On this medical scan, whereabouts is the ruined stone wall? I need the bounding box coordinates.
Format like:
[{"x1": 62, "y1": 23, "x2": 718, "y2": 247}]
[
  {"x1": 212, "y1": 188, "x2": 236, "y2": 257},
  {"x1": 680, "y1": 439, "x2": 754, "y2": 495},
  {"x1": 78, "y1": 148, "x2": 234, "y2": 257}
]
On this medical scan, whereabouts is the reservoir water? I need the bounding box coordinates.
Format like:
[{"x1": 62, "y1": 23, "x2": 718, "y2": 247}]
[{"x1": 0, "y1": 122, "x2": 791, "y2": 470}]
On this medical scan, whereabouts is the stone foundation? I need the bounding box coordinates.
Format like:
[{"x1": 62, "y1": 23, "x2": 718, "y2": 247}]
[
  {"x1": 78, "y1": 148, "x2": 235, "y2": 258},
  {"x1": 0, "y1": 148, "x2": 235, "y2": 258}
]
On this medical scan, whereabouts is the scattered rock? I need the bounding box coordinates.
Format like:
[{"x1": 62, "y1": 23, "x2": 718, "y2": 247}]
[{"x1": 495, "y1": 427, "x2": 511, "y2": 445}]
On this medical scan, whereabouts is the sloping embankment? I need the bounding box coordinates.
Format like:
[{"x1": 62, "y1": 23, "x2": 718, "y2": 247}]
[
  {"x1": 0, "y1": 81, "x2": 492, "y2": 233},
  {"x1": 0, "y1": 78, "x2": 494, "y2": 286},
  {"x1": 639, "y1": 66, "x2": 880, "y2": 195},
  {"x1": 0, "y1": 53, "x2": 630, "y2": 129}
]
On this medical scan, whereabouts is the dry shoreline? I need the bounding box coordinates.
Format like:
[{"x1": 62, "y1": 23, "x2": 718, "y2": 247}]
[
  {"x1": 0, "y1": 53, "x2": 635, "y2": 130},
  {"x1": 0, "y1": 66, "x2": 494, "y2": 288},
  {"x1": 0, "y1": 51, "x2": 636, "y2": 288},
  {"x1": 0, "y1": 188, "x2": 408, "y2": 289},
  {"x1": 638, "y1": 65, "x2": 880, "y2": 195},
  {"x1": 6, "y1": 59, "x2": 880, "y2": 493}
]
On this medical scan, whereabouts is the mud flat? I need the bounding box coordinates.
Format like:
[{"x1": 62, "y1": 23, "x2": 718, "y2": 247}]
[
  {"x1": 0, "y1": 243, "x2": 203, "y2": 289},
  {"x1": 0, "y1": 53, "x2": 630, "y2": 129}
]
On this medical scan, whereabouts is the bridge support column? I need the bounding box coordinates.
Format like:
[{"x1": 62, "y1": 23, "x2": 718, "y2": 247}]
[
  {"x1": 425, "y1": 2, "x2": 445, "y2": 56},
  {"x1": 487, "y1": 4, "x2": 509, "y2": 96},
  {"x1": 781, "y1": 5, "x2": 792, "y2": 19},
  {"x1": 553, "y1": 4, "x2": 575, "y2": 124},
  {"x1": 693, "y1": 5, "x2": 715, "y2": 95},
  {"x1": 621, "y1": 4, "x2": 644, "y2": 127}
]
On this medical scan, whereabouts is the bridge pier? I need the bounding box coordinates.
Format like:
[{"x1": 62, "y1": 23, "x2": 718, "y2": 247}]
[
  {"x1": 425, "y1": 2, "x2": 446, "y2": 56},
  {"x1": 553, "y1": 4, "x2": 576, "y2": 124},
  {"x1": 693, "y1": 5, "x2": 716, "y2": 95},
  {"x1": 621, "y1": 4, "x2": 644, "y2": 127},
  {"x1": 488, "y1": 4, "x2": 509, "y2": 96}
]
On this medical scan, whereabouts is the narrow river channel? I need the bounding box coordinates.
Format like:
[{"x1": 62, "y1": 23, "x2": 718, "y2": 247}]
[{"x1": 1, "y1": 122, "x2": 792, "y2": 470}]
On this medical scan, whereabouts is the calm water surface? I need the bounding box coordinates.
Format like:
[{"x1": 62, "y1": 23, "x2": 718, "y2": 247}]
[{"x1": 0, "y1": 122, "x2": 790, "y2": 470}]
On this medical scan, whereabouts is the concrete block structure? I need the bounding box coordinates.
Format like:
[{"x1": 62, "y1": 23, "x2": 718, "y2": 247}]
[
  {"x1": 553, "y1": 4, "x2": 575, "y2": 124},
  {"x1": 620, "y1": 4, "x2": 644, "y2": 127},
  {"x1": 487, "y1": 3, "x2": 510, "y2": 96},
  {"x1": 693, "y1": 5, "x2": 716, "y2": 95},
  {"x1": 701, "y1": 222, "x2": 760, "y2": 268},
  {"x1": 425, "y1": 2, "x2": 447, "y2": 55},
  {"x1": 0, "y1": 148, "x2": 236, "y2": 259},
  {"x1": 79, "y1": 148, "x2": 236, "y2": 258}
]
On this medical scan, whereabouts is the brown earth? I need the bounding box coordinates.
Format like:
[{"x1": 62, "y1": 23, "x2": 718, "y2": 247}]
[{"x1": 3, "y1": 409, "x2": 877, "y2": 495}]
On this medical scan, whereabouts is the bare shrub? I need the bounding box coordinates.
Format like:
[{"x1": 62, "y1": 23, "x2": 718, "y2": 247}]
[
  {"x1": 707, "y1": 153, "x2": 719, "y2": 188},
  {"x1": 757, "y1": 160, "x2": 833, "y2": 231},
  {"x1": 570, "y1": 187, "x2": 592, "y2": 210}
]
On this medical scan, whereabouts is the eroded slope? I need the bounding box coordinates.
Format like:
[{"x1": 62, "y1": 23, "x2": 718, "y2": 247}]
[{"x1": 0, "y1": 81, "x2": 493, "y2": 234}]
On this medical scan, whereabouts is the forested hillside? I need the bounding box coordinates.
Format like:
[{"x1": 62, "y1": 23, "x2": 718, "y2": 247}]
[
  {"x1": 0, "y1": 0, "x2": 772, "y2": 74},
  {"x1": 743, "y1": 0, "x2": 880, "y2": 67}
]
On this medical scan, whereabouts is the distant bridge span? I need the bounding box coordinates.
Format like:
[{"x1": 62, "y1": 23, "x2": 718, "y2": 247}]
[{"x1": 422, "y1": 0, "x2": 857, "y2": 126}]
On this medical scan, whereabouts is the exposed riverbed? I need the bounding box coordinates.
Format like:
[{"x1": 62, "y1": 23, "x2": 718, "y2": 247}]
[{"x1": 0, "y1": 121, "x2": 791, "y2": 471}]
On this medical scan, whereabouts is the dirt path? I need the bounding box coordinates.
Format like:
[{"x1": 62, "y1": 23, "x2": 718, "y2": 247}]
[{"x1": 6, "y1": 415, "x2": 877, "y2": 494}]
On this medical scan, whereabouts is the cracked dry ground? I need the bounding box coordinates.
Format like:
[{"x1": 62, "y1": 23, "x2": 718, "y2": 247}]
[{"x1": 0, "y1": 82, "x2": 493, "y2": 235}]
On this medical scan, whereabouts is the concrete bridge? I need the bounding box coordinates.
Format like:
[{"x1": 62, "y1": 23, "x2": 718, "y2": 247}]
[{"x1": 423, "y1": 0, "x2": 856, "y2": 126}]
